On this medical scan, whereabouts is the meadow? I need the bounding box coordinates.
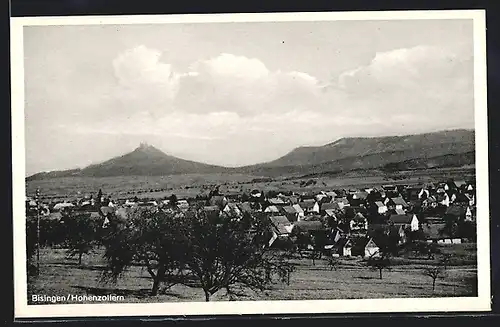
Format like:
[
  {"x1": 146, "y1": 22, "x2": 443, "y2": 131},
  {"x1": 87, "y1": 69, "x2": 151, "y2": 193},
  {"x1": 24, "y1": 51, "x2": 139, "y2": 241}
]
[{"x1": 27, "y1": 243, "x2": 478, "y2": 304}]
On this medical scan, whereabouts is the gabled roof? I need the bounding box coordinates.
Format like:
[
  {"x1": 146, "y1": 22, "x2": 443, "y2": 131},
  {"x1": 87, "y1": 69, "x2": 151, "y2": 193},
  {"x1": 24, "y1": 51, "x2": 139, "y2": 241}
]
[
  {"x1": 270, "y1": 215, "x2": 292, "y2": 226},
  {"x1": 270, "y1": 215, "x2": 292, "y2": 235},
  {"x1": 99, "y1": 206, "x2": 115, "y2": 216},
  {"x1": 335, "y1": 237, "x2": 352, "y2": 249},
  {"x1": 375, "y1": 201, "x2": 386, "y2": 208},
  {"x1": 294, "y1": 220, "x2": 324, "y2": 232},
  {"x1": 268, "y1": 198, "x2": 286, "y2": 205},
  {"x1": 352, "y1": 192, "x2": 368, "y2": 200},
  {"x1": 298, "y1": 201, "x2": 316, "y2": 209},
  {"x1": 390, "y1": 197, "x2": 408, "y2": 206},
  {"x1": 265, "y1": 205, "x2": 280, "y2": 213},
  {"x1": 320, "y1": 202, "x2": 338, "y2": 211},
  {"x1": 292, "y1": 204, "x2": 304, "y2": 213},
  {"x1": 324, "y1": 209, "x2": 337, "y2": 217},
  {"x1": 395, "y1": 208, "x2": 406, "y2": 215},
  {"x1": 389, "y1": 214, "x2": 414, "y2": 224},
  {"x1": 236, "y1": 202, "x2": 253, "y2": 213},
  {"x1": 281, "y1": 206, "x2": 297, "y2": 214}
]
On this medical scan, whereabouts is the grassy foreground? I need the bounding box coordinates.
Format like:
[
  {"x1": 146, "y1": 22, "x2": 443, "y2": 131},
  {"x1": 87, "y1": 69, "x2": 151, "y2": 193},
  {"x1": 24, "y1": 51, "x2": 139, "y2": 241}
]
[{"x1": 27, "y1": 244, "x2": 478, "y2": 304}]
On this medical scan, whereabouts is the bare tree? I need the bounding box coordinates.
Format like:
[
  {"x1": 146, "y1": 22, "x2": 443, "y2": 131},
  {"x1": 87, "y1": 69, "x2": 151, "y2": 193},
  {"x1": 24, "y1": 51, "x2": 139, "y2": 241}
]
[
  {"x1": 440, "y1": 253, "x2": 452, "y2": 271},
  {"x1": 367, "y1": 252, "x2": 391, "y2": 279},
  {"x1": 178, "y1": 207, "x2": 290, "y2": 301},
  {"x1": 327, "y1": 256, "x2": 339, "y2": 271},
  {"x1": 101, "y1": 208, "x2": 185, "y2": 296},
  {"x1": 423, "y1": 266, "x2": 444, "y2": 291}
]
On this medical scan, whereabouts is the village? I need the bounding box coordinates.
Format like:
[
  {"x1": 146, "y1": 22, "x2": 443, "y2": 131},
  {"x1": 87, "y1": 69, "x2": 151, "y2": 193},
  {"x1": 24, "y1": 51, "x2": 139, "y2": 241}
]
[{"x1": 26, "y1": 177, "x2": 477, "y2": 260}]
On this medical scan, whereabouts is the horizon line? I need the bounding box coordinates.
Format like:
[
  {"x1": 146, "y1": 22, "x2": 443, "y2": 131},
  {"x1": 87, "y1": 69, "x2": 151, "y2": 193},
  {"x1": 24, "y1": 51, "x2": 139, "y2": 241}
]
[{"x1": 26, "y1": 127, "x2": 475, "y2": 178}]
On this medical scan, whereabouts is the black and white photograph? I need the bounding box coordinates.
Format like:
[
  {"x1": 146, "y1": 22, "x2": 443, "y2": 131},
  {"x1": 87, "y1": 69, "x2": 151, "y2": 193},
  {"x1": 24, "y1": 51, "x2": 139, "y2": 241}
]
[{"x1": 10, "y1": 10, "x2": 490, "y2": 318}]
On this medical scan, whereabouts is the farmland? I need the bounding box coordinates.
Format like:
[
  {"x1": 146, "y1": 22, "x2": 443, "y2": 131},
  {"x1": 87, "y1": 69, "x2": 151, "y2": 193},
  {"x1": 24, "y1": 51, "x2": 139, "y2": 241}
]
[
  {"x1": 26, "y1": 167, "x2": 475, "y2": 202},
  {"x1": 27, "y1": 243, "x2": 477, "y2": 304}
]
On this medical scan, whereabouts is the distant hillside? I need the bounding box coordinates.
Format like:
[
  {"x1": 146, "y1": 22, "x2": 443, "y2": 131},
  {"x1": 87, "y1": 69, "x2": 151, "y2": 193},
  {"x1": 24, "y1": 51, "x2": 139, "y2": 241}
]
[
  {"x1": 27, "y1": 129, "x2": 476, "y2": 180},
  {"x1": 256, "y1": 129, "x2": 475, "y2": 168},
  {"x1": 27, "y1": 143, "x2": 229, "y2": 181}
]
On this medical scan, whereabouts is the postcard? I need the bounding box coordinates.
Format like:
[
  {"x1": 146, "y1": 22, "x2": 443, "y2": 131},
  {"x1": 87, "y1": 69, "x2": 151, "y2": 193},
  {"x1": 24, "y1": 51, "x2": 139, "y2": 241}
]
[{"x1": 10, "y1": 9, "x2": 490, "y2": 319}]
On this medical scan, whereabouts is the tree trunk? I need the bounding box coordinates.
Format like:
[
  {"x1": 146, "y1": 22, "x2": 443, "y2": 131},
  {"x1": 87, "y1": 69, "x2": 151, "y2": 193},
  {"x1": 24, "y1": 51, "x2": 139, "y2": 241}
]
[
  {"x1": 78, "y1": 252, "x2": 82, "y2": 265},
  {"x1": 205, "y1": 290, "x2": 211, "y2": 302},
  {"x1": 432, "y1": 279, "x2": 436, "y2": 291},
  {"x1": 151, "y1": 276, "x2": 161, "y2": 296},
  {"x1": 379, "y1": 269, "x2": 383, "y2": 279}
]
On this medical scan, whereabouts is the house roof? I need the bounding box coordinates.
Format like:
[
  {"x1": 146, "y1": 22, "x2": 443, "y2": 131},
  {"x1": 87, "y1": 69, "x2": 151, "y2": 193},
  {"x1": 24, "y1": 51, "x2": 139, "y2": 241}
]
[
  {"x1": 389, "y1": 214, "x2": 414, "y2": 224},
  {"x1": 375, "y1": 201, "x2": 386, "y2": 207},
  {"x1": 395, "y1": 208, "x2": 406, "y2": 215},
  {"x1": 335, "y1": 237, "x2": 352, "y2": 249},
  {"x1": 281, "y1": 206, "x2": 297, "y2": 214},
  {"x1": 100, "y1": 206, "x2": 115, "y2": 216},
  {"x1": 353, "y1": 192, "x2": 368, "y2": 200},
  {"x1": 270, "y1": 215, "x2": 292, "y2": 226},
  {"x1": 294, "y1": 220, "x2": 324, "y2": 232},
  {"x1": 268, "y1": 198, "x2": 286, "y2": 205},
  {"x1": 390, "y1": 197, "x2": 408, "y2": 206},
  {"x1": 324, "y1": 209, "x2": 337, "y2": 217},
  {"x1": 265, "y1": 205, "x2": 280, "y2": 213},
  {"x1": 292, "y1": 204, "x2": 304, "y2": 213},
  {"x1": 237, "y1": 202, "x2": 253, "y2": 213},
  {"x1": 298, "y1": 201, "x2": 316, "y2": 209},
  {"x1": 321, "y1": 202, "x2": 338, "y2": 211},
  {"x1": 270, "y1": 216, "x2": 292, "y2": 235}
]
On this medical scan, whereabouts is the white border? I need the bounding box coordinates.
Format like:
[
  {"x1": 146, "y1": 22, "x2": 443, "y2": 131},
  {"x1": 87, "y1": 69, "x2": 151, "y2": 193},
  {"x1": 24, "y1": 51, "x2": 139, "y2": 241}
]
[{"x1": 11, "y1": 10, "x2": 490, "y2": 319}]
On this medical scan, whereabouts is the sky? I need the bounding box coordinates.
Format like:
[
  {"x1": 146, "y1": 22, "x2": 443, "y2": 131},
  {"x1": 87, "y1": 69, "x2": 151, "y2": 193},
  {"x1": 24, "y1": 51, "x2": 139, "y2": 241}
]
[{"x1": 23, "y1": 18, "x2": 475, "y2": 176}]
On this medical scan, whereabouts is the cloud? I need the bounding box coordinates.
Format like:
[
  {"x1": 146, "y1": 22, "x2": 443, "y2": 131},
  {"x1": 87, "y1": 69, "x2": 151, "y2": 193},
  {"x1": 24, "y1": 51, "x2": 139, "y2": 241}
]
[{"x1": 60, "y1": 43, "x2": 474, "y2": 166}]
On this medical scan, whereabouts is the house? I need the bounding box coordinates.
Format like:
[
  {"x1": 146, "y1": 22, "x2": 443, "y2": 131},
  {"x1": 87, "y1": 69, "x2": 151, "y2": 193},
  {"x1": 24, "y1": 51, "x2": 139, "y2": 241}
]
[
  {"x1": 236, "y1": 202, "x2": 253, "y2": 215},
  {"x1": 280, "y1": 205, "x2": 299, "y2": 222},
  {"x1": 465, "y1": 206, "x2": 474, "y2": 222},
  {"x1": 436, "y1": 193, "x2": 450, "y2": 207},
  {"x1": 405, "y1": 186, "x2": 422, "y2": 202},
  {"x1": 375, "y1": 201, "x2": 388, "y2": 214},
  {"x1": 269, "y1": 215, "x2": 294, "y2": 242},
  {"x1": 323, "y1": 209, "x2": 338, "y2": 221},
  {"x1": 223, "y1": 202, "x2": 243, "y2": 217},
  {"x1": 291, "y1": 204, "x2": 304, "y2": 218},
  {"x1": 349, "y1": 213, "x2": 368, "y2": 232},
  {"x1": 268, "y1": 197, "x2": 286, "y2": 206},
  {"x1": 334, "y1": 237, "x2": 353, "y2": 257},
  {"x1": 364, "y1": 238, "x2": 380, "y2": 258},
  {"x1": 421, "y1": 223, "x2": 462, "y2": 244},
  {"x1": 298, "y1": 201, "x2": 319, "y2": 214},
  {"x1": 264, "y1": 205, "x2": 280, "y2": 214},
  {"x1": 386, "y1": 197, "x2": 408, "y2": 211},
  {"x1": 177, "y1": 199, "x2": 190, "y2": 211},
  {"x1": 209, "y1": 196, "x2": 228, "y2": 210},
  {"x1": 352, "y1": 237, "x2": 380, "y2": 258},
  {"x1": 418, "y1": 187, "x2": 430, "y2": 200},
  {"x1": 333, "y1": 197, "x2": 350, "y2": 209},
  {"x1": 349, "y1": 191, "x2": 368, "y2": 206},
  {"x1": 320, "y1": 202, "x2": 339, "y2": 214},
  {"x1": 293, "y1": 220, "x2": 325, "y2": 234},
  {"x1": 388, "y1": 214, "x2": 419, "y2": 232},
  {"x1": 394, "y1": 208, "x2": 406, "y2": 215},
  {"x1": 389, "y1": 225, "x2": 408, "y2": 245}
]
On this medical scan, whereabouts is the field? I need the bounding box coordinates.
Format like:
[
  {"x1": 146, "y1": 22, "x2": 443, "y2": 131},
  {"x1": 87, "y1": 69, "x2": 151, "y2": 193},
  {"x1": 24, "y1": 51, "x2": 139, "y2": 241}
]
[
  {"x1": 26, "y1": 167, "x2": 476, "y2": 202},
  {"x1": 27, "y1": 243, "x2": 478, "y2": 304}
]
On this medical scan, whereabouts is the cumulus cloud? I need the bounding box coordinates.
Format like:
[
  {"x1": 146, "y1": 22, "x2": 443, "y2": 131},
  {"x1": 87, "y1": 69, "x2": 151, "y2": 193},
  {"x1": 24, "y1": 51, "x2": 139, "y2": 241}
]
[{"x1": 70, "y1": 43, "x2": 474, "y2": 165}]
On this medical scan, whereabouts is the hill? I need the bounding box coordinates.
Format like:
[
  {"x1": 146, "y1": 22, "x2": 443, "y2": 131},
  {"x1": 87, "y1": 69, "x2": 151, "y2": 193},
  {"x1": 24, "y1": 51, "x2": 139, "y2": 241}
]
[
  {"x1": 27, "y1": 129, "x2": 476, "y2": 180},
  {"x1": 255, "y1": 129, "x2": 474, "y2": 168},
  {"x1": 27, "y1": 143, "x2": 229, "y2": 181}
]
